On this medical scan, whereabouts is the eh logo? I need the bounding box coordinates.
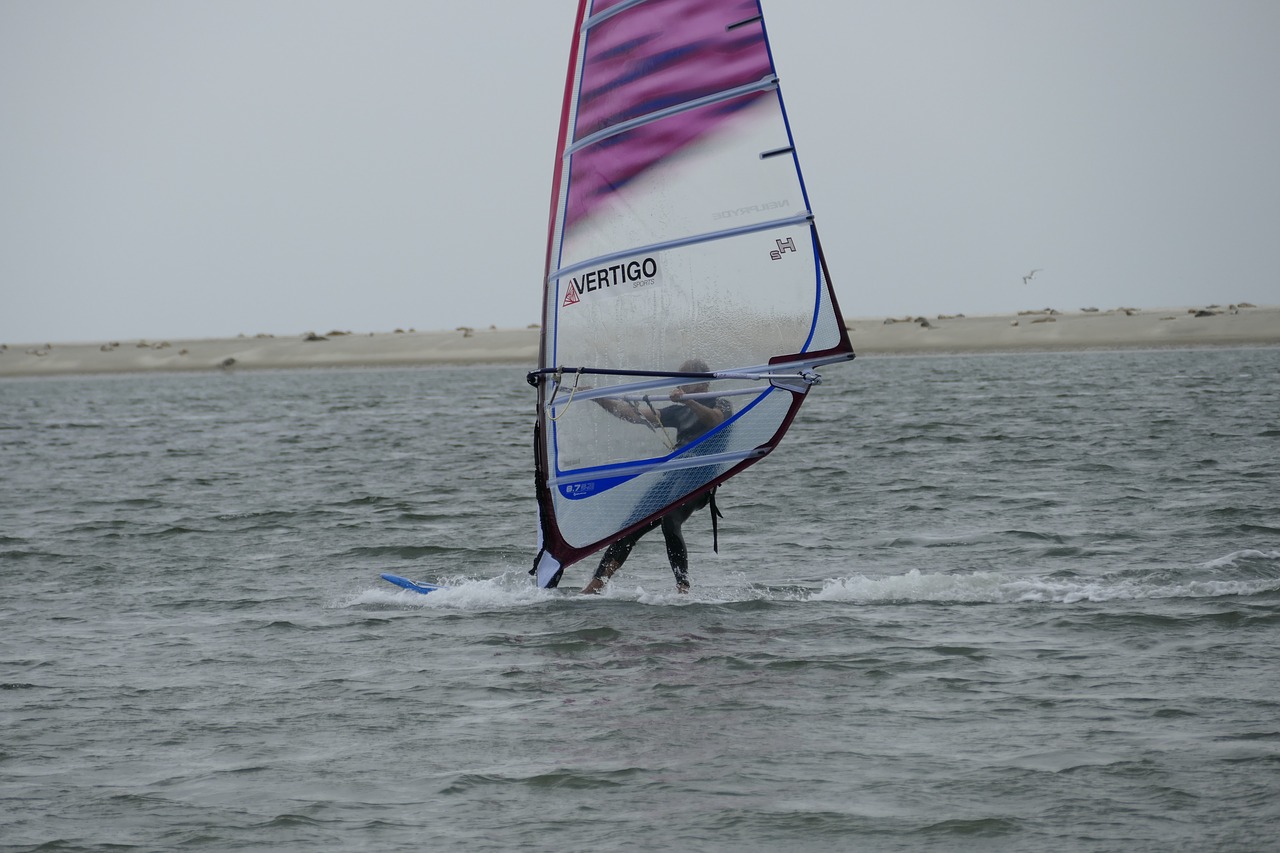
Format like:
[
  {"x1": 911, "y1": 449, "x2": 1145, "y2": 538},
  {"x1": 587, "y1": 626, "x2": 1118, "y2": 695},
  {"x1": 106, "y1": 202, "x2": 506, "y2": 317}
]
[{"x1": 770, "y1": 238, "x2": 797, "y2": 261}]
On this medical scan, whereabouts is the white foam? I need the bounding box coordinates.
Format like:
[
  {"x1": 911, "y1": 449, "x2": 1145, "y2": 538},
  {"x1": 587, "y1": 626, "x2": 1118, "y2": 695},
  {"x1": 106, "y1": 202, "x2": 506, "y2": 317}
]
[
  {"x1": 813, "y1": 567, "x2": 1280, "y2": 605},
  {"x1": 347, "y1": 571, "x2": 558, "y2": 610},
  {"x1": 345, "y1": 552, "x2": 1280, "y2": 611},
  {"x1": 1199, "y1": 549, "x2": 1280, "y2": 569},
  {"x1": 814, "y1": 569, "x2": 1009, "y2": 603}
]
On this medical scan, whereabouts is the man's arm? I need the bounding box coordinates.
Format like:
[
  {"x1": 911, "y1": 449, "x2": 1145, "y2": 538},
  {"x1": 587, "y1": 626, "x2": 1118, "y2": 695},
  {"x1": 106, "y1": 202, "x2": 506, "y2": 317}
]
[
  {"x1": 594, "y1": 394, "x2": 660, "y2": 426},
  {"x1": 668, "y1": 388, "x2": 727, "y2": 429}
]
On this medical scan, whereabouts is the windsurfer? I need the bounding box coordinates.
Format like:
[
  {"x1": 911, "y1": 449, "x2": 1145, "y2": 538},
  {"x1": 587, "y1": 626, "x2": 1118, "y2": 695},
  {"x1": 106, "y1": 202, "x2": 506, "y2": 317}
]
[{"x1": 581, "y1": 359, "x2": 732, "y2": 595}]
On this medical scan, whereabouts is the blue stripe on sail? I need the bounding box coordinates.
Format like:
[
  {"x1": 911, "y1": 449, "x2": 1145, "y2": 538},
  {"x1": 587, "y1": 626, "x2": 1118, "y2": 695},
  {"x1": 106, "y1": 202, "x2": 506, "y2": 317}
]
[
  {"x1": 747, "y1": 28, "x2": 834, "y2": 361},
  {"x1": 558, "y1": 472, "x2": 635, "y2": 500},
  {"x1": 556, "y1": 446, "x2": 768, "y2": 500},
  {"x1": 800, "y1": 224, "x2": 821, "y2": 354},
  {"x1": 756, "y1": 22, "x2": 814, "y2": 216},
  {"x1": 554, "y1": 384, "x2": 772, "y2": 475}
]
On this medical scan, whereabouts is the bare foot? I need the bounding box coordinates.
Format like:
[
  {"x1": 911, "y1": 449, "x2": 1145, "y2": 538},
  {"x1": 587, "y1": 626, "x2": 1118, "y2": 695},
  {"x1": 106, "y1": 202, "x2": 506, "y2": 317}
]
[{"x1": 581, "y1": 561, "x2": 620, "y2": 594}]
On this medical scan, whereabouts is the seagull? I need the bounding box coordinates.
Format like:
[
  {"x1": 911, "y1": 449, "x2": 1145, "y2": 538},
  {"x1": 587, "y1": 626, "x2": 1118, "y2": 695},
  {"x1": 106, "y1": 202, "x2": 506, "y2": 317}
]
[{"x1": 1022, "y1": 268, "x2": 1042, "y2": 285}]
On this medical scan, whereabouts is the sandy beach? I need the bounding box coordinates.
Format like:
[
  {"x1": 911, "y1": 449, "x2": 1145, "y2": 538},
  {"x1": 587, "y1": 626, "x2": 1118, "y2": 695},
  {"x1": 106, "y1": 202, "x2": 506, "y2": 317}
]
[{"x1": 2, "y1": 305, "x2": 1275, "y2": 378}]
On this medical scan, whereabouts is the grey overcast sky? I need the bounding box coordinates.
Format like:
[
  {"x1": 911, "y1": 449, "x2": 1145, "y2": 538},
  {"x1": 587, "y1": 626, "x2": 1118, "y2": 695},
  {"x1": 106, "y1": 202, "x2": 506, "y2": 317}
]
[{"x1": 3, "y1": 0, "x2": 1278, "y2": 344}]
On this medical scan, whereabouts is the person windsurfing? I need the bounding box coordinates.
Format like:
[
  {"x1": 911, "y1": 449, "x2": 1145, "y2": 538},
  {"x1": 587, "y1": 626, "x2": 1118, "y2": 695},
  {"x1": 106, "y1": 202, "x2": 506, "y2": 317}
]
[{"x1": 580, "y1": 359, "x2": 731, "y2": 595}]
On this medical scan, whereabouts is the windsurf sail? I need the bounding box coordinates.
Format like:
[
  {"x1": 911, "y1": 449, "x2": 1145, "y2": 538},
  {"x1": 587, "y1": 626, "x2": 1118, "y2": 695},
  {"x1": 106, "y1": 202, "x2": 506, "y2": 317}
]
[{"x1": 529, "y1": 0, "x2": 855, "y2": 588}]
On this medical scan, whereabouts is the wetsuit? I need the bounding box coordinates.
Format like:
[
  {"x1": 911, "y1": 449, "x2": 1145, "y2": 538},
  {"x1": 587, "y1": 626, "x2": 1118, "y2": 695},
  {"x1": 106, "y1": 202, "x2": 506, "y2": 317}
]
[{"x1": 594, "y1": 396, "x2": 733, "y2": 588}]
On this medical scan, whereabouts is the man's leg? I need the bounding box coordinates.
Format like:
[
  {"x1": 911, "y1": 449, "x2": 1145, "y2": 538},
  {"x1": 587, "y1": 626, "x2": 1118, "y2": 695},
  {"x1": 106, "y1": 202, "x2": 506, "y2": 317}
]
[
  {"x1": 661, "y1": 494, "x2": 708, "y2": 592},
  {"x1": 580, "y1": 521, "x2": 654, "y2": 594}
]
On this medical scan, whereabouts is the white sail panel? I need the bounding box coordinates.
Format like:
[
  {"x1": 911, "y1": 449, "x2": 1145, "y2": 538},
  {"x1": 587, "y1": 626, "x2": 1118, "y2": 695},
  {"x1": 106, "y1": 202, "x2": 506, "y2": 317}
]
[
  {"x1": 557, "y1": 95, "x2": 802, "y2": 276},
  {"x1": 553, "y1": 223, "x2": 823, "y2": 380}
]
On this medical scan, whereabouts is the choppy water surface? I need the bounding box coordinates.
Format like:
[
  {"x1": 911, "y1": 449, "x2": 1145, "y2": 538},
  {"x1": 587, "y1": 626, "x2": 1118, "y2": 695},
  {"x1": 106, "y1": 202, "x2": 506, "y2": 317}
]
[{"x1": 2, "y1": 348, "x2": 1278, "y2": 852}]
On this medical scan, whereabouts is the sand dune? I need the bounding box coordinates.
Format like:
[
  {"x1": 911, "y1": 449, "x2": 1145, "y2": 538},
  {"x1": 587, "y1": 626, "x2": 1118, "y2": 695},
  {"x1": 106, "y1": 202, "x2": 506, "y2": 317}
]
[
  {"x1": 845, "y1": 304, "x2": 1278, "y2": 355},
  {"x1": 2, "y1": 305, "x2": 1275, "y2": 377}
]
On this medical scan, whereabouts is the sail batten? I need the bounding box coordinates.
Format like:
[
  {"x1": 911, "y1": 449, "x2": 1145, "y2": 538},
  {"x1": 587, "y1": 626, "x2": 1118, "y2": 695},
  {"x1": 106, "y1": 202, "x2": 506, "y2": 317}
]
[
  {"x1": 551, "y1": 212, "x2": 813, "y2": 281},
  {"x1": 564, "y1": 74, "x2": 780, "y2": 156},
  {"x1": 550, "y1": 446, "x2": 771, "y2": 488},
  {"x1": 531, "y1": 0, "x2": 854, "y2": 588},
  {"x1": 531, "y1": 354, "x2": 850, "y2": 395},
  {"x1": 585, "y1": 0, "x2": 649, "y2": 27}
]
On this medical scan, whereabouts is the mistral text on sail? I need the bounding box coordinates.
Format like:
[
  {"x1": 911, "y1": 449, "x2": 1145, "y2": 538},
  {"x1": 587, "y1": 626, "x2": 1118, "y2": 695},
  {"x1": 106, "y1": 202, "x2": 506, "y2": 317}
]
[{"x1": 711, "y1": 197, "x2": 790, "y2": 221}]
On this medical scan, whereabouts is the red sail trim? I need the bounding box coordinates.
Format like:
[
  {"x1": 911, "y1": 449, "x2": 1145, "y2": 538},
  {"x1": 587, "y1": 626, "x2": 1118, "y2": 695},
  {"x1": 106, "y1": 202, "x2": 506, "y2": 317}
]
[
  {"x1": 542, "y1": 0, "x2": 591, "y2": 287},
  {"x1": 769, "y1": 226, "x2": 855, "y2": 366},
  {"x1": 532, "y1": 1, "x2": 591, "y2": 589}
]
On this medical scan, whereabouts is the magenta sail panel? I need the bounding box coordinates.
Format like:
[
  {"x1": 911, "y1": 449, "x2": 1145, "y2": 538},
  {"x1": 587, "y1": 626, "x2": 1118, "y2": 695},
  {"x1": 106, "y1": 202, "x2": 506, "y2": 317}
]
[{"x1": 566, "y1": 0, "x2": 773, "y2": 227}]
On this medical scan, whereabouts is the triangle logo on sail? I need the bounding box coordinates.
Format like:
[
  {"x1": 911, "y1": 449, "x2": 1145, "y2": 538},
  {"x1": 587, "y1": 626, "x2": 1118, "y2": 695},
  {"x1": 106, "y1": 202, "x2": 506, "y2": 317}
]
[{"x1": 562, "y1": 284, "x2": 580, "y2": 307}]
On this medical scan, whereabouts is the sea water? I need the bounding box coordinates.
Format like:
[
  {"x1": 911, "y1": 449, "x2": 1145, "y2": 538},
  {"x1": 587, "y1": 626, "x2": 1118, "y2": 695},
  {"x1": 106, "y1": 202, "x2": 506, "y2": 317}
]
[{"x1": 2, "y1": 348, "x2": 1277, "y2": 852}]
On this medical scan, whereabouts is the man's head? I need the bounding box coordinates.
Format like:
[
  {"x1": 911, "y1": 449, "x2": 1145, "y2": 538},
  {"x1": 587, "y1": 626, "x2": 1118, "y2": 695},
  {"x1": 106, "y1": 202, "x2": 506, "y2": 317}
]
[{"x1": 677, "y1": 358, "x2": 711, "y2": 395}]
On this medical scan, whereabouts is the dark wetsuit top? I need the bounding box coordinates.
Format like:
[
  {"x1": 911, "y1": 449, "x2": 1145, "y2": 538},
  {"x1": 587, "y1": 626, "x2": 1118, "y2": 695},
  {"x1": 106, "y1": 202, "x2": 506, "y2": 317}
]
[{"x1": 659, "y1": 397, "x2": 734, "y2": 447}]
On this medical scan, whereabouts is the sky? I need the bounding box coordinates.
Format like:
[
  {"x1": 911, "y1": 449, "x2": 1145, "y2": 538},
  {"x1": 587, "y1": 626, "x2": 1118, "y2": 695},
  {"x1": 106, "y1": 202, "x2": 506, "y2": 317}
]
[{"x1": 3, "y1": 0, "x2": 1278, "y2": 344}]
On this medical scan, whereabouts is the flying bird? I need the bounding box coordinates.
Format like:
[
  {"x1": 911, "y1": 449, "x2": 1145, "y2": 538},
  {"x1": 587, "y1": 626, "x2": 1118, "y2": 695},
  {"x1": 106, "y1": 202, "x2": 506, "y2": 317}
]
[{"x1": 1022, "y1": 268, "x2": 1042, "y2": 285}]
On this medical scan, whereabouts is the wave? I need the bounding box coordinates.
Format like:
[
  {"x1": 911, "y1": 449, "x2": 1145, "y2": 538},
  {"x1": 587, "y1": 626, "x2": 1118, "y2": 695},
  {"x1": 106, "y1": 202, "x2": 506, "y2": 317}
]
[
  {"x1": 343, "y1": 550, "x2": 1280, "y2": 611},
  {"x1": 817, "y1": 550, "x2": 1280, "y2": 605},
  {"x1": 346, "y1": 571, "x2": 559, "y2": 611},
  {"x1": 1200, "y1": 548, "x2": 1280, "y2": 569}
]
